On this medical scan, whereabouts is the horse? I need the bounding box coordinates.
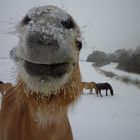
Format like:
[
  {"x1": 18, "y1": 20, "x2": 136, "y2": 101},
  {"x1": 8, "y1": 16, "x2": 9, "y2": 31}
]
[
  {"x1": 0, "y1": 6, "x2": 82, "y2": 140},
  {"x1": 96, "y1": 82, "x2": 114, "y2": 97},
  {"x1": 0, "y1": 82, "x2": 13, "y2": 96},
  {"x1": 81, "y1": 81, "x2": 97, "y2": 94}
]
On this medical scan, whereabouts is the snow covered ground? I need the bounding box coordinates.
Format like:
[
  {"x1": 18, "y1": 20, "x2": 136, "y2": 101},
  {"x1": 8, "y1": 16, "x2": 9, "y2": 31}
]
[
  {"x1": 0, "y1": 59, "x2": 140, "y2": 140},
  {"x1": 69, "y1": 62, "x2": 140, "y2": 140},
  {"x1": 101, "y1": 63, "x2": 140, "y2": 81}
]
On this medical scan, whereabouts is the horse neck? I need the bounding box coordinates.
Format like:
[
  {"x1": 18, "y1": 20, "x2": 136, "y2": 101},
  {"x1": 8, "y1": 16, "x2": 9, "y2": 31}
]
[{"x1": 108, "y1": 85, "x2": 113, "y2": 94}]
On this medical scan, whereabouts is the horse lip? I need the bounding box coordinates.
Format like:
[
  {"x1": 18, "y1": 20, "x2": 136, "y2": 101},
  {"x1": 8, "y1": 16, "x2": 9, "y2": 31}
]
[{"x1": 24, "y1": 60, "x2": 75, "y2": 77}]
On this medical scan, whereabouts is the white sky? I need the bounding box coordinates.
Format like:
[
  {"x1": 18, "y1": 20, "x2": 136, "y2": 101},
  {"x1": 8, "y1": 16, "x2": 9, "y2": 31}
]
[{"x1": 0, "y1": 0, "x2": 140, "y2": 60}]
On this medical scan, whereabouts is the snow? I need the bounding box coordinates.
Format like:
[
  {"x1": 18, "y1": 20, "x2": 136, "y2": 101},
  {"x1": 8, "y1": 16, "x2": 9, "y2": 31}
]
[
  {"x1": 69, "y1": 62, "x2": 140, "y2": 140},
  {"x1": 0, "y1": 59, "x2": 140, "y2": 140},
  {"x1": 101, "y1": 63, "x2": 140, "y2": 81},
  {"x1": 27, "y1": 6, "x2": 68, "y2": 21}
]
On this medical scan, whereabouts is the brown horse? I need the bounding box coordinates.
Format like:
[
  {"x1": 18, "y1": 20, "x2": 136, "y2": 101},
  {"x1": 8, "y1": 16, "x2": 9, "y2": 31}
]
[
  {"x1": 96, "y1": 82, "x2": 114, "y2": 97},
  {"x1": 81, "y1": 81, "x2": 97, "y2": 94},
  {"x1": 0, "y1": 82, "x2": 13, "y2": 96},
  {"x1": 0, "y1": 6, "x2": 82, "y2": 140}
]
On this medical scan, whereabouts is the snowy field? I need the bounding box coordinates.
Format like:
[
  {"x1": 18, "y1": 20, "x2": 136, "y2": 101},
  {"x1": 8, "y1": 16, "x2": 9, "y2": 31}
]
[
  {"x1": 69, "y1": 62, "x2": 140, "y2": 140},
  {"x1": 0, "y1": 59, "x2": 140, "y2": 140},
  {"x1": 101, "y1": 63, "x2": 140, "y2": 81}
]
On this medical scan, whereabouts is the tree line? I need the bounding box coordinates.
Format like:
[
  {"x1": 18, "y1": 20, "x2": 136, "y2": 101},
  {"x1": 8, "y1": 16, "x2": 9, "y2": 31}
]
[{"x1": 87, "y1": 46, "x2": 140, "y2": 74}]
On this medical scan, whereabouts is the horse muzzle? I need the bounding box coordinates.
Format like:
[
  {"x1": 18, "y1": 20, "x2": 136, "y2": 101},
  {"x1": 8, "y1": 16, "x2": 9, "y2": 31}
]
[{"x1": 24, "y1": 60, "x2": 76, "y2": 78}]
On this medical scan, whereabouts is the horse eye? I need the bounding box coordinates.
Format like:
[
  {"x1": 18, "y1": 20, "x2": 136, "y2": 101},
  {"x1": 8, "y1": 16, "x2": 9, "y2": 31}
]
[
  {"x1": 76, "y1": 40, "x2": 82, "y2": 51},
  {"x1": 61, "y1": 17, "x2": 75, "y2": 29},
  {"x1": 21, "y1": 15, "x2": 31, "y2": 25}
]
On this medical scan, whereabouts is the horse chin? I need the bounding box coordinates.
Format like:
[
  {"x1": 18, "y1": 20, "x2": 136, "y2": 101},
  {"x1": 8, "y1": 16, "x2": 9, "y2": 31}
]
[
  {"x1": 19, "y1": 60, "x2": 75, "y2": 96},
  {"x1": 23, "y1": 74, "x2": 70, "y2": 96}
]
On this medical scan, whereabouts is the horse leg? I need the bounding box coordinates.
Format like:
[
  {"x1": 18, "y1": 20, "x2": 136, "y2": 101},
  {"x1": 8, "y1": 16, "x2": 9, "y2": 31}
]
[
  {"x1": 96, "y1": 90, "x2": 99, "y2": 96},
  {"x1": 89, "y1": 90, "x2": 91, "y2": 94},
  {"x1": 106, "y1": 90, "x2": 108, "y2": 96},
  {"x1": 89, "y1": 89, "x2": 92, "y2": 94},
  {"x1": 91, "y1": 89, "x2": 93, "y2": 94},
  {"x1": 99, "y1": 90, "x2": 103, "y2": 97}
]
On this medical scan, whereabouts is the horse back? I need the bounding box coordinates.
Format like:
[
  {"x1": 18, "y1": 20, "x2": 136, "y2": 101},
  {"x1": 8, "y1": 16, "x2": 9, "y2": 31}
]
[{"x1": 82, "y1": 82, "x2": 96, "y2": 89}]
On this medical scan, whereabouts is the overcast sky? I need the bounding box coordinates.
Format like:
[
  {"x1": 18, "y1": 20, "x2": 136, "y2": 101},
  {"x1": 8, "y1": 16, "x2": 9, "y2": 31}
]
[{"x1": 0, "y1": 0, "x2": 140, "y2": 60}]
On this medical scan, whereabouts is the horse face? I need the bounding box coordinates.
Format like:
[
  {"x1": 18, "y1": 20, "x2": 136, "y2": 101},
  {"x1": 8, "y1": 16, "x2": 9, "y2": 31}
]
[{"x1": 13, "y1": 6, "x2": 82, "y2": 95}]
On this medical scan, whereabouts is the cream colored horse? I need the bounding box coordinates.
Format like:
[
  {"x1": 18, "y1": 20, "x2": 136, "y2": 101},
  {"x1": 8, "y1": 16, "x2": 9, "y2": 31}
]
[{"x1": 81, "y1": 81, "x2": 97, "y2": 94}]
